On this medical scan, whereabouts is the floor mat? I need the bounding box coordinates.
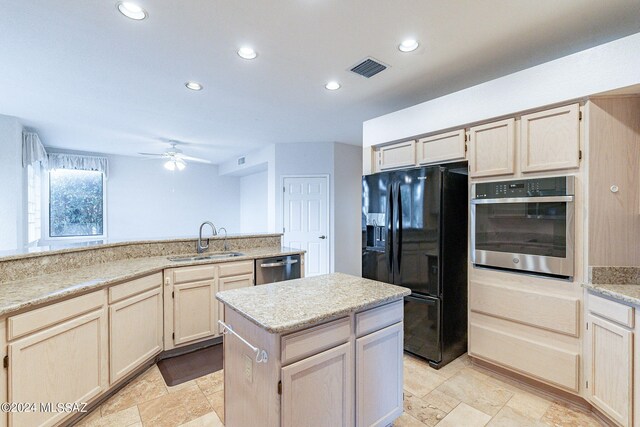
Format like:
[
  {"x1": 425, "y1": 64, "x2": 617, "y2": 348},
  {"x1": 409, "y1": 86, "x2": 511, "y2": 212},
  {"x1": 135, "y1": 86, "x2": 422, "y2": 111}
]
[{"x1": 157, "y1": 344, "x2": 223, "y2": 387}]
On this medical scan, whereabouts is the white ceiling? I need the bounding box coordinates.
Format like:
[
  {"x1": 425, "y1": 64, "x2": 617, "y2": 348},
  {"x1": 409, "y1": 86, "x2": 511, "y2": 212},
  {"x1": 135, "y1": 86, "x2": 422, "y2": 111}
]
[{"x1": 1, "y1": 1, "x2": 639, "y2": 164}]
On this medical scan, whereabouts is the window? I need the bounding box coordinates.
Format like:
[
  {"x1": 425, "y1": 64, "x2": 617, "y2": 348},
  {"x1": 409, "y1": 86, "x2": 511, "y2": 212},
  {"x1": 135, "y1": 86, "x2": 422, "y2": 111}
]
[
  {"x1": 26, "y1": 164, "x2": 42, "y2": 244},
  {"x1": 48, "y1": 169, "x2": 105, "y2": 238}
]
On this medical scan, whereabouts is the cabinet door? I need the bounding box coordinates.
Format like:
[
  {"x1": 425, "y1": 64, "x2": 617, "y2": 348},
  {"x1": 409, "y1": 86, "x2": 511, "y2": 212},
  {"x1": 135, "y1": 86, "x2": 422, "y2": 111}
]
[
  {"x1": 173, "y1": 279, "x2": 217, "y2": 346},
  {"x1": 8, "y1": 308, "x2": 108, "y2": 427},
  {"x1": 520, "y1": 104, "x2": 580, "y2": 173},
  {"x1": 109, "y1": 287, "x2": 163, "y2": 384},
  {"x1": 588, "y1": 314, "x2": 633, "y2": 427},
  {"x1": 468, "y1": 118, "x2": 515, "y2": 178},
  {"x1": 217, "y1": 273, "x2": 254, "y2": 334},
  {"x1": 378, "y1": 140, "x2": 415, "y2": 171},
  {"x1": 417, "y1": 130, "x2": 465, "y2": 165},
  {"x1": 281, "y1": 342, "x2": 352, "y2": 427},
  {"x1": 356, "y1": 322, "x2": 403, "y2": 427}
]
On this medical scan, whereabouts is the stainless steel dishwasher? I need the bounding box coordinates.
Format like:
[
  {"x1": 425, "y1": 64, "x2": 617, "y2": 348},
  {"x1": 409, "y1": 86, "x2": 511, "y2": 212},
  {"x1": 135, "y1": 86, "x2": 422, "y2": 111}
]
[{"x1": 255, "y1": 254, "x2": 301, "y2": 285}]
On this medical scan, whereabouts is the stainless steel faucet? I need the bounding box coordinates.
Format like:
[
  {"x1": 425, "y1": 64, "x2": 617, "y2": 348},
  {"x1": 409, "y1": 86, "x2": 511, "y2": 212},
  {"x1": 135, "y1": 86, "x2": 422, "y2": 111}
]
[
  {"x1": 197, "y1": 221, "x2": 217, "y2": 253},
  {"x1": 218, "y1": 227, "x2": 228, "y2": 251}
]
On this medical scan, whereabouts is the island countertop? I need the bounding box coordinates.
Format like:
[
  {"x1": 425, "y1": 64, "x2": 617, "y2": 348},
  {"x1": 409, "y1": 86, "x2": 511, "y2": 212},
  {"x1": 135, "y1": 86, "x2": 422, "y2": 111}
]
[{"x1": 216, "y1": 272, "x2": 411, "y2": 334}]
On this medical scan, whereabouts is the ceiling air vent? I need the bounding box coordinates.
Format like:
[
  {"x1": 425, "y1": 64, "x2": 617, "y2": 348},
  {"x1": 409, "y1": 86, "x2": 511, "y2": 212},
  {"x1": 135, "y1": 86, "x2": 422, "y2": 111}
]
[{"x1": 350, "y1": 57, "x2": 388, "y2": 78}]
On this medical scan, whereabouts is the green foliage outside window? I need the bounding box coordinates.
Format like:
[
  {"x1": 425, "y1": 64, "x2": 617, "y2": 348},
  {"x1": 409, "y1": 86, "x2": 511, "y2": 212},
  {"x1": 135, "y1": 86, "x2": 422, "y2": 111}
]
[{"x1": 49, "y1": 169, "x2": 104, "y2": 237}]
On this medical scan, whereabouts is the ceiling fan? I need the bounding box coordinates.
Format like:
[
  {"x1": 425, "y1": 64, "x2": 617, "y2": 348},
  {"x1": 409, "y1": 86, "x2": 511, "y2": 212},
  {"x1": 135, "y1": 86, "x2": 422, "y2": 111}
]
[{"x1": 138, "y1": 141, "x2": 212, "y2": 171}]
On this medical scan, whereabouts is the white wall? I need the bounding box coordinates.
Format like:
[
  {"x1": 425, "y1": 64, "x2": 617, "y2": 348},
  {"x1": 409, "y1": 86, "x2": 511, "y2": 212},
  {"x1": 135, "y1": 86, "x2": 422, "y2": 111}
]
[
  {"x1": 106, "y1": 154, "x2": 241, "y2": 240},
  {"x1": 364, "y1": 31, "x2": 640, "y2": 146},
  {"x1": 219, "y1": 145, "x2": 276, "y2": 231},
  {"x1": 240, "y1": 170, "x2": 268, "y2": 233},
  {"x1": 0, "y1": 114, "x2": 23, "y2": 251},
  {"x1": 333, "y1": 143, "x2": 362, "y2": 276}
]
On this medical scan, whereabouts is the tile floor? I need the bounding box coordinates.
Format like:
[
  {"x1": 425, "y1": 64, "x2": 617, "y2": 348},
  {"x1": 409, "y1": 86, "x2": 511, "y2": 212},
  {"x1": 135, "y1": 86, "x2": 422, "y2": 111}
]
[{"x1": 76, "y1": 353, "x2": 604, "y2": 427}]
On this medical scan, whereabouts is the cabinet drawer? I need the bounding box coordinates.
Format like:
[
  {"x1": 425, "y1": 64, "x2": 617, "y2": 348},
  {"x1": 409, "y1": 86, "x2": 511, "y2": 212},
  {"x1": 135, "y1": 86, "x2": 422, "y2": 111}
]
[
  {"x1": 8, "y1": 290, "x2": 105, "y2": 341},
  {"x1": 219, "y1": 260, "x2": 254, "y2": 278},
  {"x1": 281, "y1": 317, "x2": 350, "y2": 366},
  {"x1": 109, "y1": 272, "x2": 162, "y2": 303},
  {"x1": 469, "y1": 322, "x2": 580, "y2": 392},
  {"x1": 355, "y1": 300, "x2": 403, "y2": 338},
  {"x1": 470, "y1": 281, "x2": 580, "y2": 337},
  {"x1": 171, "y1": 265, "x2": 216, "y2": 284},
  {"x1": 588, "y1": 293, "x2": 634, "y2": 328}
]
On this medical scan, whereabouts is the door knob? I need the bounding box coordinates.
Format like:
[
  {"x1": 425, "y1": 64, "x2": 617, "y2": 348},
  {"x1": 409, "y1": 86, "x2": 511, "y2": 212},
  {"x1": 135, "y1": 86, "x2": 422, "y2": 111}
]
[{"x1": 319, "y1": 235, "x2": 326, "y2": 239}]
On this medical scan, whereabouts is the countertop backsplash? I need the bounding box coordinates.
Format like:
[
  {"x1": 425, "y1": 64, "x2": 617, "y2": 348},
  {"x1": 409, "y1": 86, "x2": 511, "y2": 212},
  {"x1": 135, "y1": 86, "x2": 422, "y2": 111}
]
[{"x1": 589, "y1": 266, "x2": 640, "y2": 285}]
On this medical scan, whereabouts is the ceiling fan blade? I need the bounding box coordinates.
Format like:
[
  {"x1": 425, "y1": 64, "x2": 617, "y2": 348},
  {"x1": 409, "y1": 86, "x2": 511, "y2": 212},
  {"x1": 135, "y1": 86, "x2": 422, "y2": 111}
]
[
  {"x1": 176, "y1": 154, "x2": 212, "y2": 164},
  {"x1": 138, "y1": 152, "x2": 167, "y2": 157}
]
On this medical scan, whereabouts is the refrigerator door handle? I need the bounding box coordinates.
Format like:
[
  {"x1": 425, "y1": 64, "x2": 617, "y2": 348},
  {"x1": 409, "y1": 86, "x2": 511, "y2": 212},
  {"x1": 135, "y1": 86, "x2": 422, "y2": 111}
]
[
  {"x1": 395, "y1": 182, "x2": 402, "y2": 276},
  {"x1": 385, "y1": 183, "x2": 394, "y2": 277}
]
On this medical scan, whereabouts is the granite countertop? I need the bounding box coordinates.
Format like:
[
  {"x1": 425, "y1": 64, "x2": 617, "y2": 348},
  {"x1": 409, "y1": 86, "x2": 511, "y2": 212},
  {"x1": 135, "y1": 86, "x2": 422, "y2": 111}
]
[
  {"x1": 0, "y1": 233, "x2": 283, "y2": 261},
  {"x1": 584, "y1": 266, "x2": 640, "y2": 306},
  {"x1": 0, "y1": 246, "x2": 304, "y2": 317},
  {"x1": 216, "y1": 272, "x2": 411, "y2": 334},
  {"x1": 583, "y1": 283, "x2": 640, "y2": 306}
]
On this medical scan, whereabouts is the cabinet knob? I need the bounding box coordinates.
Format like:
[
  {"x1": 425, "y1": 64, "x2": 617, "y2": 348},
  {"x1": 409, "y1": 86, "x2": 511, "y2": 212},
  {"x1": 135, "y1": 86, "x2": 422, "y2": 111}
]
[{"x1": 319, "y1": 235, "x2": 326, "y2": 240}]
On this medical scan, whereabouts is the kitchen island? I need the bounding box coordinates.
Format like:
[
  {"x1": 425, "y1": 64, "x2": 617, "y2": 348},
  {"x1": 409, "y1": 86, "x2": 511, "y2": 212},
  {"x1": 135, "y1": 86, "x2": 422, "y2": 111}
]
[{"x1": 216, "y1": 272, "x2": 410, "y2": 427}]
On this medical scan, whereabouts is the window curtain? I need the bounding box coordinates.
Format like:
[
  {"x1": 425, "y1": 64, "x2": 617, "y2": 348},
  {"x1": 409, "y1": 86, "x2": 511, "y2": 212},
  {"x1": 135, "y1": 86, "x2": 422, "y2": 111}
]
[
  {"x1": 47, "y1": 153, "x2": 109, "y2": 179},
  {"x1": 22, "y1": 131, "x2": 48, "y2": 168}
]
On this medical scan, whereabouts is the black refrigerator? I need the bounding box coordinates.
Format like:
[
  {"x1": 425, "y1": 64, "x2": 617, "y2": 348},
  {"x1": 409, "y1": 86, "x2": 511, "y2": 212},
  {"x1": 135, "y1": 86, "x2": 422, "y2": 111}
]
[{"x1": 362, "y1": 163, "x2": 468, "y2": 369}]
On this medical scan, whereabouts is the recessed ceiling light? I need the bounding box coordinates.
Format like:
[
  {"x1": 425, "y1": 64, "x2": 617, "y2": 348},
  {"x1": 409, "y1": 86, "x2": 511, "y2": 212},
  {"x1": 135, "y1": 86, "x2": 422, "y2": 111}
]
[
  {"x1": 117, "y1": 2, "x2": 147, "y2": 20},
  {"x1": 398, "y1": 39, "x2": 419, "y2": 52},
  {"x1": 325, "y1": 81, "x2": 341, "y2": 91},
  {"x1": 185, "y1": 81, "x2": 203, "y2": 91},
  {"x1": 237, "y1": 47, "x2": 257, "y2": 60}
]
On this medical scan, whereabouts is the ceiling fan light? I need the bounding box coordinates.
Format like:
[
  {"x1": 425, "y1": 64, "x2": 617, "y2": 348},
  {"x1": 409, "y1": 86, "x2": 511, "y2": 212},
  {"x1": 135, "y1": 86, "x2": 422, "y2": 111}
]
[
  {"x1": 176, "y1": 159, "x2": 186, "y2": 170},
  {"x1": 164, "y1": 160, "x2": 176, "y2": 171}
]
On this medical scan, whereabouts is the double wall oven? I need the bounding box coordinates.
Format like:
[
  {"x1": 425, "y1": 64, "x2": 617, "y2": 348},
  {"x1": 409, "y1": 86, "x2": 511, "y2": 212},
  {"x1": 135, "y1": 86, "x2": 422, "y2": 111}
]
[{"x1": 471, "y1": 176, "x2": 575, "y2": 278}]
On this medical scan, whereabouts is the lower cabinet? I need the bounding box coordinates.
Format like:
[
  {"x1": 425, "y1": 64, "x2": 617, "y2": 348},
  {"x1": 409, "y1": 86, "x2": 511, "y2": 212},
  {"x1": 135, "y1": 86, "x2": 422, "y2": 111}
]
[
  {"x1": 109, "y1": 286, "x2": 163, "y2": 384},
  {"x1": 173, "y1": 279, "x2": 217, "y2": 346},
  {"x1": 278, "y1": 300, "x2": 404, "y2": 427},
  {"x1": 165, "y1": 261, "x2": 255, "y2": 349},
  {"x1": 587, "y1": 294, "x2": 635, "y2": 427},
  {"x1": 7, "y1": 292, "x2": 108, "y2": 427},
  {"x1": 281, "y1": 342, "x2": 352, "y2": 427},
  {"x1": 356, "y1": 322, "x2": 403, "y2": 427},
  {"x1": 217, "y1": 273, "x2": 254, "y2": 334}
]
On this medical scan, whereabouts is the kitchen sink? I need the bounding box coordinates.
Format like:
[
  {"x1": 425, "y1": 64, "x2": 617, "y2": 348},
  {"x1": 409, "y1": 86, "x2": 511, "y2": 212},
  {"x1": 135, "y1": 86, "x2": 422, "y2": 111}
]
[{"x1": 168, "y1": 252, "x2": 244, "y2": 262}]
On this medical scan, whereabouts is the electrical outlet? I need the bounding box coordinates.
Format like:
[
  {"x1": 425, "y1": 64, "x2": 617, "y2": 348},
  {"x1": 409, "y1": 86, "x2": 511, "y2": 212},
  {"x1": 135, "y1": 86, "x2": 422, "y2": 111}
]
[{"x1": 243, "y1": 354, "x2": 253, "y2": 383}]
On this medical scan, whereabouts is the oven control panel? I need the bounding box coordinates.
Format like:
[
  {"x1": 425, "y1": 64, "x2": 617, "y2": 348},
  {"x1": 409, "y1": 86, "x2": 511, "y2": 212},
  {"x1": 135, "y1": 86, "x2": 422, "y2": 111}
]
[{"x1": 474, "y1": 176, "x2": 574, "y2": 199}]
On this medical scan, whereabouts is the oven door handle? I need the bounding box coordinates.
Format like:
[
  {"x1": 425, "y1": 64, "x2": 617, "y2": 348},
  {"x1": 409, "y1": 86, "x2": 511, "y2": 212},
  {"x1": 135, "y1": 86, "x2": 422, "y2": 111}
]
[{"x1": 471, "y1": 195, "x2": 574, "y2": 204}]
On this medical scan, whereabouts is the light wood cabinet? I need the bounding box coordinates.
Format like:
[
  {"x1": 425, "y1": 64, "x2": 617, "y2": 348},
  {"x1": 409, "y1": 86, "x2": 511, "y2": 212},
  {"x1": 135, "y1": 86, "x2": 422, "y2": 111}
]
[
  {"x1": 109, "y1": 286, "x2": 163, "y2": 384},
  {"x1": 217, "y1": 273, "x2": 253, "y2": 334},
  {"x1": 468, "y1": 118, "x2": 515, "y2": 178},
  {"x1": 165, "y1": 261, "x2": 255, "y2": 349},
  {"x1": 588, "y1": 313, "x2": 633, "y2": 427},
  {"x1": 377, "y1": 140, "x2": 415, "y2": 171},
  {"x1": 7, "y1": 293, "x2": 108, "y2": 427},
  {"x1": 173, "y1": 279, "x2": 217, "y2": 346},
  {"x1": 416, "y1": 129, "x2": 466, "y2": 166},
  {"x1": 520, "y1": 103, "x2": 581, "y2": 173},
  {"x1": 281, "y1": 342, "x2": 352, "y2": 427},
  {"x1": 355, "y1": 322, "x2": 403, "y2": 427}
]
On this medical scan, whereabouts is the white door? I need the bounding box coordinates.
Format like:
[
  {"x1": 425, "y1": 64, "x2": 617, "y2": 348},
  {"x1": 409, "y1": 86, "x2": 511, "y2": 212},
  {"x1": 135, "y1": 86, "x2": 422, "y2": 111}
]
[{"x1": 283, "y1": 176, "x2": 329, "y2": 277}]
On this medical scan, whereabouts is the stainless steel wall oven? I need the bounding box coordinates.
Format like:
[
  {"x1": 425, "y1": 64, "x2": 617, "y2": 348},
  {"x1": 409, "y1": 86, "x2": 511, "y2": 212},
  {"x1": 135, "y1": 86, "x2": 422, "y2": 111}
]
[{"x1": 471, "y1": 176, "x2": 575, "y2": 278}]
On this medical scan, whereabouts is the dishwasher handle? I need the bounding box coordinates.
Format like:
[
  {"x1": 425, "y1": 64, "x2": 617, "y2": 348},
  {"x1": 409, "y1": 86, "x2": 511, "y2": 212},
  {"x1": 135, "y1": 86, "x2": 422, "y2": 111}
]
[{"x1": 260, "y1": 259, "x2": 299, "y2": 268}]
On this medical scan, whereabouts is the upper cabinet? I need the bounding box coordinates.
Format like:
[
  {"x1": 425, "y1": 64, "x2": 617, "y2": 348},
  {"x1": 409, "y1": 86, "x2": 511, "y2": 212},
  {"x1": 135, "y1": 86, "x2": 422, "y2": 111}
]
[
  {"x1": 377, "y1": 140, "x2": 416, "y2": 171},
  {"x1": 468, "y1": 118, "x2": 515, "y2": 178},
  {"x1": 520, "y1": 103, "x2": 581, "y2": 173},
  {"x1": 416, "y1": 129, "x2": 466, "y2": 166},
  {"x1": 363, "y1": 103, "x2": 582, "y2": 177}
]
